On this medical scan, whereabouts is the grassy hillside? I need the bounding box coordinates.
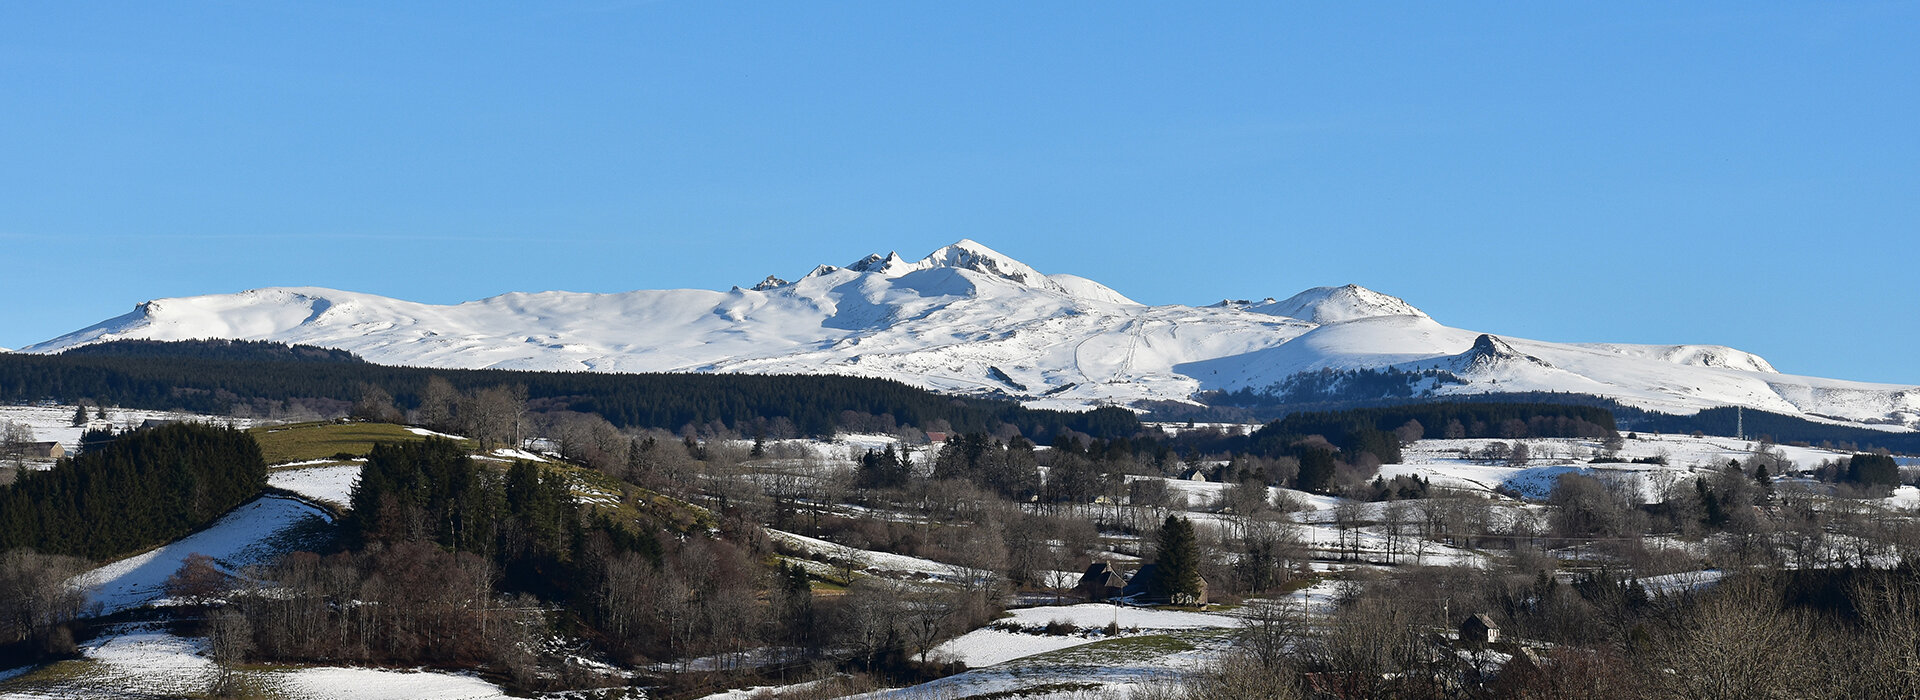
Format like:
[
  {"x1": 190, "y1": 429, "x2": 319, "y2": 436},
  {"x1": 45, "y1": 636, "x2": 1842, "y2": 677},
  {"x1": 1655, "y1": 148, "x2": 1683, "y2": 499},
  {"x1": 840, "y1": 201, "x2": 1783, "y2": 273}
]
[{"x1": 250, "y1": 421, "x2": 466, "y2": 465}]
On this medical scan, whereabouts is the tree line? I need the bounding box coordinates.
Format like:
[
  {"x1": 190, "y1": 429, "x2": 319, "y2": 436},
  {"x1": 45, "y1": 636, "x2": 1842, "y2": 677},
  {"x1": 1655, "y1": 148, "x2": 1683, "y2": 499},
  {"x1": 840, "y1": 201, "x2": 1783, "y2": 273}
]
[
  {"x1": 0, "y1": 423, "x2": 265, "y2": 560},
  {"x1": 0, "y1": 340, "x2": 1139, "y2": 439}
]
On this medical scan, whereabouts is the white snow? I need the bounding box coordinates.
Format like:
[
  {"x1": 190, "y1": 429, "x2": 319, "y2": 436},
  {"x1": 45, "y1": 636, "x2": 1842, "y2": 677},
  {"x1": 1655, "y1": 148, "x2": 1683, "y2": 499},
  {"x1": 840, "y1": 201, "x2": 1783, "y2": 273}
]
[
  {"x1": 931, "y1": 628, "x2": 1103, "y2": 668},
  {"x1": 930, "y1": 604, "x2": 1239, "y2": 670},
  {"x1": 0, "y1": 623, "x2": 218, "y2": 699},
  {"x1": 269, "y1": 465, "x2": 362, "y2": 507},
  {"x1": 0, "y1": 623, "x2": 514, "y2": 700},
  {"x1": 27, "y1": 241, "x2": 1912, "y2": 428},
  {"x1": 768, "y1": 529, "x2": 978, "y2": 582},
  {"x1": 274, "y1": 667, "x2": 510, "y2": 700},
  {"x1": 484, "y1": 447, "x2": 546, "y2": 462},
  {"x1": 0, "y1": 404, "x2": 254, "y2": 457},
  {"x1": 1380, "y1": 435, "x2": 1862, "y2": 503},
  {"x1": 1640, "y1": 569, "x2": 1725, "y2": 595},
  {"x1": 404, "y1": 427, "x2": 466, "y2": 440},
  {"x1": 73, "y1": 496, "x2": 333, "y2": 614},
  {"x1": 1001, "y1": 604, "x2": 1237, "y2": 630},
  {"x1": 695, "y1": 677, "x2": 843, "y2": 700}
]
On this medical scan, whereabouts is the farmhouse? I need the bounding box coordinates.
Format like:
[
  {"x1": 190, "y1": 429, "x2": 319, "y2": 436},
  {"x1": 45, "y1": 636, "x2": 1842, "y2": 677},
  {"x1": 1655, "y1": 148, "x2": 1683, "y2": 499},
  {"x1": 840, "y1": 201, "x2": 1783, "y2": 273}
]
[
  {"x1": 1122, "y1": 563, "x2": 1209, "y2": 605},
  {"x1": 18, "y1": 442, "x2": 64, "y2": 459},
  {"x1": 1459, "y1": 613, "x2": 1501, "y2": 644},
  {"x1": 1074, "y1": 561, "x2": 1127, "y2": 601}
]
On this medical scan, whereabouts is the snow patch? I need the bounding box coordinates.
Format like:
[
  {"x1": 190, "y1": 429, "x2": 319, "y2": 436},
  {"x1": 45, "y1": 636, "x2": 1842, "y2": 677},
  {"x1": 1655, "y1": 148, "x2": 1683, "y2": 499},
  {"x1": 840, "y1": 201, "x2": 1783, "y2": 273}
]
[{"x1": 74, "y1": 496, "x2": 333, "y2": 614}]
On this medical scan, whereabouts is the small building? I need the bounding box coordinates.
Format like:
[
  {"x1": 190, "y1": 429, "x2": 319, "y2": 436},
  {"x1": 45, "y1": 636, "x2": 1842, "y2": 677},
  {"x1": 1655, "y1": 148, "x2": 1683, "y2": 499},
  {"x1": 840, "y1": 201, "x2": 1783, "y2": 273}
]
[
  {"x1": 1075, "y1": 562, "x2": 1127, "y2": 601},
  {"x1": 19, "y1": 442, "x2": 64, "y2": 459},
  {"x1": 925, "y1": 431, "x2": 948, "y2": 444},
  {"x1": 1178, "y1": 468, "x2": 1208, "y2": 482},
  {"x1": 1459, "y1": 613, "x2": 1500, "y2": 644},
  {"x1": 1123, "y1": 563, "x2": 1209, "y2": 605}
]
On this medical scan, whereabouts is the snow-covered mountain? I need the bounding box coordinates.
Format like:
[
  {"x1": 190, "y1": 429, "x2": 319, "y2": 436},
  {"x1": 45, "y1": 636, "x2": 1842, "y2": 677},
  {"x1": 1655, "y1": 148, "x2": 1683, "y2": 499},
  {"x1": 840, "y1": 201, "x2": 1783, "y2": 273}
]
[{"x1": 25, "y1": 239, "x2": 1920, "y2": 429}]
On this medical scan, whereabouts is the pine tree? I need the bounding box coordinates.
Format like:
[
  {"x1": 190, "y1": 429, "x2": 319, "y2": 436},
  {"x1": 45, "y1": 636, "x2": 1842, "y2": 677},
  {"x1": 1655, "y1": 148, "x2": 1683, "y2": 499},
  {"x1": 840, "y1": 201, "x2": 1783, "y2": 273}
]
[
  {"x1": 1152, "y1": 515, "x2": 1204, "y2": 605},
  {"x1": 1753, "y1": 462, "x2": 1774, "y2": 501},
  {"x1": 70, "y1": 405, "x2": 88, "y2": 428}
]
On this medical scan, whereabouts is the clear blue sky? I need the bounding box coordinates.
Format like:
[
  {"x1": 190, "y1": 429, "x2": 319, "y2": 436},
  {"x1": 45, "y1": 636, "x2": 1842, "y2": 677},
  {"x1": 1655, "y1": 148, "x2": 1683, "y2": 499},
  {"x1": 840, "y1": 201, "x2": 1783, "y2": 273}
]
[{"x1": 2, "y1": 2, "x2": 1915, "y2": 384}]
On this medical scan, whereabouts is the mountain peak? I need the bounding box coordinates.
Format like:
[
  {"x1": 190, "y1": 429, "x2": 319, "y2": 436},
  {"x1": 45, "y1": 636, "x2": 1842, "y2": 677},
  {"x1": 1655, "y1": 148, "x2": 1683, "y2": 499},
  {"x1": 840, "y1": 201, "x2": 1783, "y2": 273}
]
[
  {"x1": 1458, "y1": 333, "x2": 1553, "y2": 372},
  {"x1": 917, "y1": 239, "x2": 1051, "y2": 287},
  {"x1": 1251, "y1": 285, "x2": 1430, "y2": 324},
  {"x1": 837, "y1": 240, "x2": 1057, "y2": 291},
  {"x1": 846, "y1": 251, "x2": 913, "y2": 274}
]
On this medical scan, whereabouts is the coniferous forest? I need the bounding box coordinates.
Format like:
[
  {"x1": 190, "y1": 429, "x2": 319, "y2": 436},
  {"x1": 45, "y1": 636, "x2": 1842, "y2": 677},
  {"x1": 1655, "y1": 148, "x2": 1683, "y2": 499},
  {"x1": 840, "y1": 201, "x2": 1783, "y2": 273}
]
[
  {"x1": 0, "y1": 340, "x2": 1138, "y2": 439},
  {"x1": 0, "y1": 423, "x2": 265, "y2": 560}
]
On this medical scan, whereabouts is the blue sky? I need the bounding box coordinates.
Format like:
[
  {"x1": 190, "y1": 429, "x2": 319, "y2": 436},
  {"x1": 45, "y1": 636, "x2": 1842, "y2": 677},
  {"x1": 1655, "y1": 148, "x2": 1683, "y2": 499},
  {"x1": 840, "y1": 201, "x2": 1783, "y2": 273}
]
[{"x1": 2, "y1": 2, "x2": 1915, "y2": 383}]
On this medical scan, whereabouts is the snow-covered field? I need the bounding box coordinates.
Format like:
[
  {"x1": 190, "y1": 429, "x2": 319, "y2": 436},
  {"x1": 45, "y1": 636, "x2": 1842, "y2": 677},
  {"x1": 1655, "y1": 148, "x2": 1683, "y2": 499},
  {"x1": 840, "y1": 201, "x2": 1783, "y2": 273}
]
[
  {"x1": 273, "y1": 667, "x2": 510, "y2": 700},
  {"x1": 73, "y1": 496, "x2": 333, "y2": 614},
  {"x1": 1383, "y1": 435, "x2": 1861, "y2": 502},
  {"x1": 0, "y1": 403, "x2": 255, "y2": 456},
  {"x1": 269, "y1": 463, "x2": 362, "y2": 507},
  {"x1": 0, "y1": 623, "x2": 215, "y2": 699},
  {"x1": 1003, "y1": 604, "x2": 1240, "y2": 631},
  {"x1": 863, "y1": 623, "x2": 1227, "y2": 700},
  {"x1": 930, "y1": 603, "x2": 1244, "y2": 670},
  {"x1": 769, "y1": 529, "x2": 980, "y2": 583},
  {"x1": 0, "y1": 622, "x2": 515, "y2": 700}
]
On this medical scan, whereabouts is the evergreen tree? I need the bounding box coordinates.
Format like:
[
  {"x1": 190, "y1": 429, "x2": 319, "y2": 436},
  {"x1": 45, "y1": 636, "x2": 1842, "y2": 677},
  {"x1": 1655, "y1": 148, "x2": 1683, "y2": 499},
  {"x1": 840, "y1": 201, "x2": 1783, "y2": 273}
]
[
  {"x1": 0, "y1": 423, "x2": 265, "y2": 559},
  {"x1": 70, "y1": 405, "x2": 87, "y2": 427},
  {"x1": 1845, "y1": 453, "x2": 1900, "y2": 492},
  {"x1": 1696, "y1": 478, "x2": 1728, "y2": 529},
  {"x1": 1152, "y1": 515, "x2": 1204, "y2": 605},
  {"x1": 856, "y1": 447, "x2": 909, "y2": 489},
  {"x1": 1753, "y1": 462, "x2": 1775, "y2": 501},
  {"x1": 1295, "y1": 448, "x2": 1338, "y2": 493}
]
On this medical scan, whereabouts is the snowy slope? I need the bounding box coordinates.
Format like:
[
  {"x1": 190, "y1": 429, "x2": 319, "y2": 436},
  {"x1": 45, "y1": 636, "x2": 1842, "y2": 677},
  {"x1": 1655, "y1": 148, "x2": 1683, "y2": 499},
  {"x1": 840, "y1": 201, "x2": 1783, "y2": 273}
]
[
  {"x1": 73, "y1": 496, "x2": 333, "y2": 614},
  {"x1": 25, "y1": 240, "x2": 1920, "y2": 429}
]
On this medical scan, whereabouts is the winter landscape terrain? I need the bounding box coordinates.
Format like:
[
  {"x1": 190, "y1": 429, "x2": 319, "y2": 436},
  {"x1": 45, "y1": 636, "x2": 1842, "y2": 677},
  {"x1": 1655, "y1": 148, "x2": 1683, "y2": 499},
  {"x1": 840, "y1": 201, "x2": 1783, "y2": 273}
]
[
  {"x1": 4, "y1": 387, "x2": 1916, "y2": 699},
  {"x1": 3, "y1": 245, "x2": 1917, "y2": 700},
  {"x1": 22, "y1": 240, "x2": 1920, "y2": 431}
]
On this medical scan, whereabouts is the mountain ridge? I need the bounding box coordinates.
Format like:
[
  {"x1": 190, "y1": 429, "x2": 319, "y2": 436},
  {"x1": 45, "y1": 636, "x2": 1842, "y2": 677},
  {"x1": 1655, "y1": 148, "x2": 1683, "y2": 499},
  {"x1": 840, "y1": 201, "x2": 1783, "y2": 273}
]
[{"x1": 24, "y1": 240, "x2": 1920, "y2": 430}]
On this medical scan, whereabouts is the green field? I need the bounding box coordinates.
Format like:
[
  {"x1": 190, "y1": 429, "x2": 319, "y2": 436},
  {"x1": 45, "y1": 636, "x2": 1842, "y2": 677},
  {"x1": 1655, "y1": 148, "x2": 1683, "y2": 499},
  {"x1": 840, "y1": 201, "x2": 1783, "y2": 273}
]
[{"x1": 250, "y1": 421, "x2": 467, "y2": 465}]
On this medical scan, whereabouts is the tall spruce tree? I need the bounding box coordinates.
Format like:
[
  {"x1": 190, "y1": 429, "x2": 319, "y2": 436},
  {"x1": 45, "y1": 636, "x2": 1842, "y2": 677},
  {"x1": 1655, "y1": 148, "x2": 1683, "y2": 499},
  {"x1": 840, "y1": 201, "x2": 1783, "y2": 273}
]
[{"x1": 1152, "y1": 514, "x2": 1204, "y2": 605}]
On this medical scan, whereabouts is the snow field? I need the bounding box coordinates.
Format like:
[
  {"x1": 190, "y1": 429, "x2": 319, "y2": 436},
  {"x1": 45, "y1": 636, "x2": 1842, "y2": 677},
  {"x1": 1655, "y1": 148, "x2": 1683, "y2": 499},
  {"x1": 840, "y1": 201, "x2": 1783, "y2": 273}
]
[
  {"x1": 269, "y1": 464, "x2": 362, "y2": 507},
  {"x1": 0, "y1": 623, "x2": 216, "y2": 700},
  {"x1": 1387, "y1": 435, "x2": 1864, "y2": 502},
  {"x1": 768, "y1": 529, "x2": 980, "y2": 583},
  {"x1": 273, "y1": 667, "x2": 511, "y2": 700},
  {"x1": 1003, "y1": 604, "x2": 1238, "y2": 630},
  {"x1": 73, "y1": 496, "x2": 334, "y2": 614},
  {"x1": 0, "y1": 624, "x2": 517, "y2": 700},
  {"x1": 931, "y1": 604, "x2": 1239, "y2": 669},
  {"x1": 0, "y1": 404, "x2": 255, "y2": 456}
]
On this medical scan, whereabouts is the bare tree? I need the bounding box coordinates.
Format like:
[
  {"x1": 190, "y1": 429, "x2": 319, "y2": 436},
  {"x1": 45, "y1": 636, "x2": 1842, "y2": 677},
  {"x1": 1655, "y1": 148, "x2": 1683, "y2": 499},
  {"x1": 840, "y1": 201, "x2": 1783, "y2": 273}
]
[
  {"x1": 0, "y1": 549, "x2": 87, "y2": 653},
  {"x1": 901, "y1": 585, "x2": 961, "y2": 663},
  {"x1": 0, "y1": 420, "x2": 33, "y2": 450},
  {"x1": 415, "y1": 375, "x2": 459, "y2": 430},
  {"x1": 1647, "y1": 578, "x2": 1812, "y2": 700},
  {"x1": 461, "y1": 384, "x2": 528, "y2": 449},
  {"x1": 837, "y1": 579, "x2": 904, "y2": 670},
  {"x1": 350, "y1": 384, "x2": 403, "y2": 423}
]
